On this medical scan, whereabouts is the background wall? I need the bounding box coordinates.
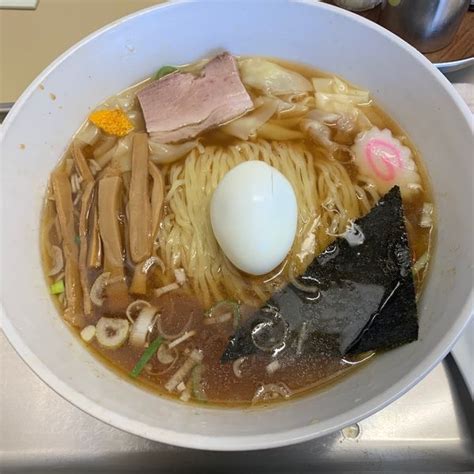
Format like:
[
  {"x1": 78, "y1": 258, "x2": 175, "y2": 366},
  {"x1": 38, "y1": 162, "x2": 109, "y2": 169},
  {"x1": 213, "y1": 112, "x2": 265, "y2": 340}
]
[{"x1": 0, "y1": 0, "x2": 164, "y2": 103}]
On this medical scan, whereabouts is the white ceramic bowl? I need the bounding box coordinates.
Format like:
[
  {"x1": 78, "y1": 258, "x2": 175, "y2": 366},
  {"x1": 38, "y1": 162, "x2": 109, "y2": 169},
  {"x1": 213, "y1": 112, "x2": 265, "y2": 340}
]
[{"x1": 1, "y1": 0, "x2": 472, "y2": 451}]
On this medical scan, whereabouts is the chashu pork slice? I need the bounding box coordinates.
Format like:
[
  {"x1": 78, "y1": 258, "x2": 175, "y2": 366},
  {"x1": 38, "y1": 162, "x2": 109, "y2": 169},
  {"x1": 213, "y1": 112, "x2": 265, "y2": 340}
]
[{"x1": 137, "y1": 53, "x2": 254, "y2": 143}]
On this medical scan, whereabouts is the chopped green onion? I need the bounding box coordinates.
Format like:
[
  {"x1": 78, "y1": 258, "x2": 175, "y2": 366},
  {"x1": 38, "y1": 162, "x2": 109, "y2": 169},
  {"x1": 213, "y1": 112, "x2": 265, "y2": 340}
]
[
  {"x1": 206, "y1": 300, "x2": 241, "y2": 330},
  {"x1": 153, "y1": 65, "x2": 178, "y2": 81},
  {"x1": 130, "y1": 336, "x2": 164, "y2": 378},
  {"x1": 75, "y1": 235, "x2": 81, "y2": 244},
  {"x1": 50, "y1": 280, "x2": 65, "y2": 294}
]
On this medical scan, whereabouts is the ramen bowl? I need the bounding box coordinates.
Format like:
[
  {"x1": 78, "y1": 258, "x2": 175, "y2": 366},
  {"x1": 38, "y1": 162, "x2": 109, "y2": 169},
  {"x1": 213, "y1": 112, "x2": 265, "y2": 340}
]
[{"x1": 1, "y1": 0, "x2": 472, "y2": 450}]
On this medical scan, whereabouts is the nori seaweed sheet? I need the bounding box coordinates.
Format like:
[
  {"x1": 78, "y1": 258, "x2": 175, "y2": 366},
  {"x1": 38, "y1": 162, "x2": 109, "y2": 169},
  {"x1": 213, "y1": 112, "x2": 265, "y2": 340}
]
[{"x1": 221, "y1": 186, "x2": 418, "y2": 361}]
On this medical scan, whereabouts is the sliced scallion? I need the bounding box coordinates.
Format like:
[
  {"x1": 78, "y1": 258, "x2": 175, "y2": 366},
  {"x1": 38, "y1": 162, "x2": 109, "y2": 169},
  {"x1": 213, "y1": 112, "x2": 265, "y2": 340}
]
[
  {"x1": 206, "y1": 300, "x2": 241, "y2": 330},
  {"x1": 153, "y1": 66, "x2": 178, "y2": 81},
  {"x1": 50, "y1": 279, "x2": 65, "y2": 294},
  {"x1": 130, "y1": 336, "x2": 164, "y2": 378}
]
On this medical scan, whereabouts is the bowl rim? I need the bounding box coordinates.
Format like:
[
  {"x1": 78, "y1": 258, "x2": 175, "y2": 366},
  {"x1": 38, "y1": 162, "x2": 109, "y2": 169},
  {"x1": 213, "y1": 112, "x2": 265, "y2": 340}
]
[{"x1": 1, "y1": 0, "x2": 473, "y2": 451}]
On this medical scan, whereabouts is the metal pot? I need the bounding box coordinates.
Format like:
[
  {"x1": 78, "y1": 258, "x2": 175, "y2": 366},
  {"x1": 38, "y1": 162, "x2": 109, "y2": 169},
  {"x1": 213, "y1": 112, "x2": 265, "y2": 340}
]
[{"x1": 379, "y1": 0, "x2": 470, "y2": 53}]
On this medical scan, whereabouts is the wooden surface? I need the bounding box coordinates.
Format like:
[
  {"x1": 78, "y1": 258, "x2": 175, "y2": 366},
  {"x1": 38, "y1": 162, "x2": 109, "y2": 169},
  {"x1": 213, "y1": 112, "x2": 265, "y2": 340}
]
[{"x1": 425, "y1": 12, "x2": 474, "y2": 62}]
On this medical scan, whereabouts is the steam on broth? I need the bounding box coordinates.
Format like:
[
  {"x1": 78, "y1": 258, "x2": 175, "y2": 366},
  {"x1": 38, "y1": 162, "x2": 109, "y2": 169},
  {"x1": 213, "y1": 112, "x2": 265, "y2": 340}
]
[{"x1": 41, "y1": 54, "x2": 434, "y2": 406}]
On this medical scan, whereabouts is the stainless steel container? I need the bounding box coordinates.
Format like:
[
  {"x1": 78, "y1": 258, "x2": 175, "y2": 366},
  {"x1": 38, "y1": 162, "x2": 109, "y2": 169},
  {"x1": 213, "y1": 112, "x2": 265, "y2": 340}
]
[{"x1": 379, "y1": 0, "x2": 470, "y2": 53}]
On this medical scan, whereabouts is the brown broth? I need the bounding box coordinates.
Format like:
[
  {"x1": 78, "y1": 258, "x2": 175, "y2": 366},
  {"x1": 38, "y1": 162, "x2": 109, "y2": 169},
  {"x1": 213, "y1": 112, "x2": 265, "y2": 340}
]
[{"x1": 41, "y1": 56, "x2": 435, "y2": 407}]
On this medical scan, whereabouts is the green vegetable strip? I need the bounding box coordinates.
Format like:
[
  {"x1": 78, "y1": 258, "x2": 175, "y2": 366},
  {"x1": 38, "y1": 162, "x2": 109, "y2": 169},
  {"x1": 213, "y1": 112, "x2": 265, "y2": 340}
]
[
  {"x1": 153, "y1": 66, "x2": 178, "y2": 81},
  {"x1": 130, "y1": 336, "x2": 164, "y2": 378},
  {"x1": 50, "y1": 280, "x2": 65, "y2": 295}
]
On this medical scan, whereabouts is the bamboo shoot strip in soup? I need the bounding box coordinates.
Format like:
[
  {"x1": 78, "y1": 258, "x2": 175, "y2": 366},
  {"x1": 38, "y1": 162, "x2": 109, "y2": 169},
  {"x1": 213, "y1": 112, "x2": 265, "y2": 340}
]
[{"x1": 41, "y1": 53, "x2": 435, "y2": 406}]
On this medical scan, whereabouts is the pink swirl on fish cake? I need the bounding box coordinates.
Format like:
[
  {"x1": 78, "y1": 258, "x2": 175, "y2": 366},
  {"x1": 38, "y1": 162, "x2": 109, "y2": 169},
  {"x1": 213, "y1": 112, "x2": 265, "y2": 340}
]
[{"x1": 365, "y1": 138, "x2": 403, "y2": 181}]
